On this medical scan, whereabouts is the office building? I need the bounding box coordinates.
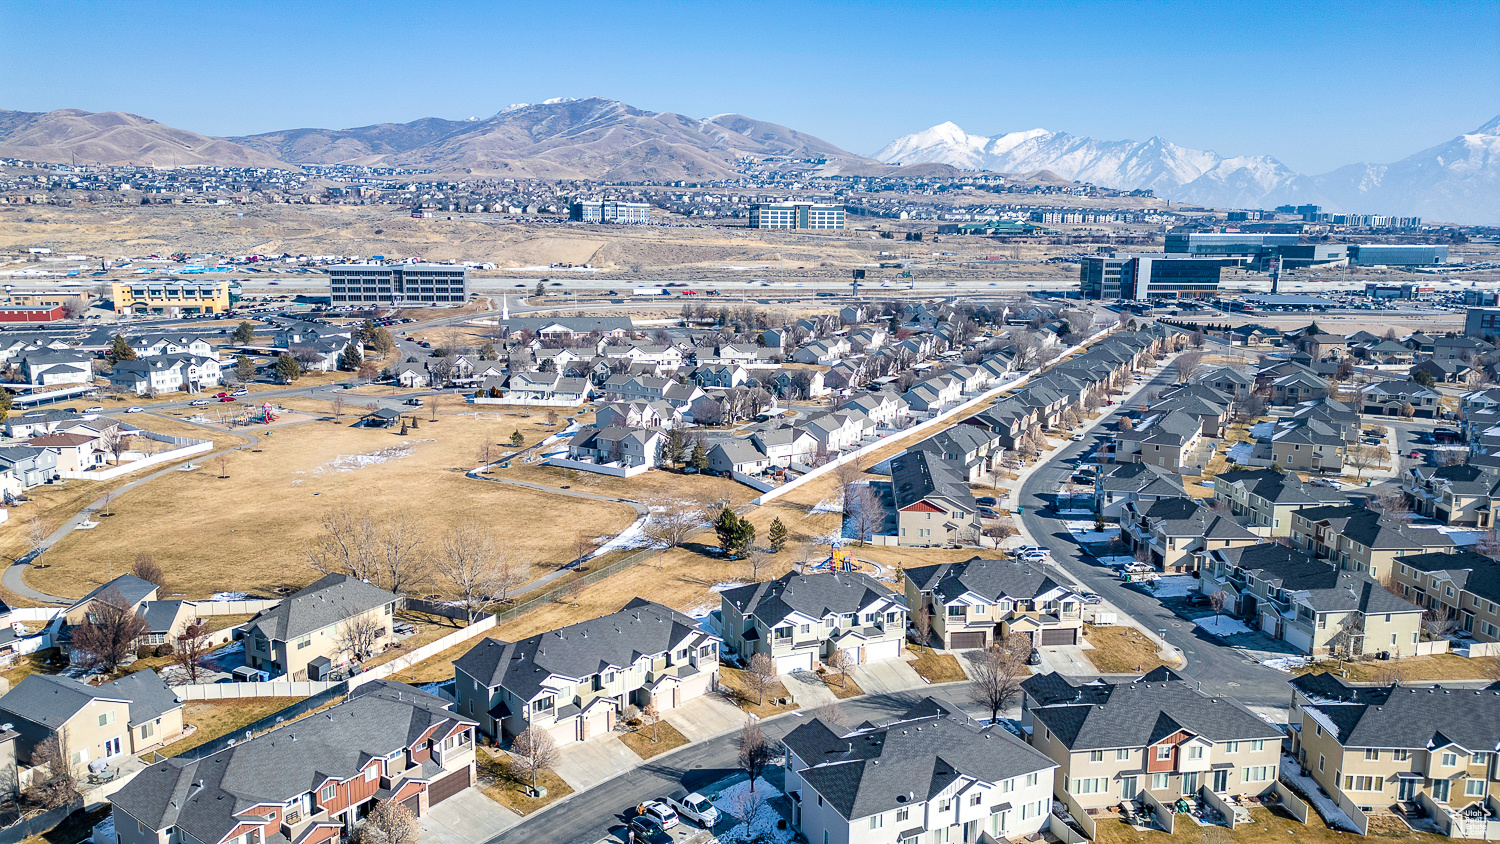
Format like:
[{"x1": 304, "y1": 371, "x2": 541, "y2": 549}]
[
  {"x1": 112, "y1": 280, "x2": 231, "y2": 316},
  {"x1": 748, "y1": 203, "x2": 845, "y2": 230},
  {"x1": 1079, "y1": 254, "x2": 1222, "y2": 300},
  {"x1": 326, "y1": 264, "x2": 469, "y2": 307},
  {"x1": 1166, "y1": 232, "x2": 1299, "y2": 257},
  {"x1": 569, "y1": 200, "x2": 652, "y2": 224},
  {"x1": 1465, "y1": 307, "x2": 1500, "y2": 340},
  {"x1": 1348, "y1": 244, "x2": 1447, "y2": 266}
]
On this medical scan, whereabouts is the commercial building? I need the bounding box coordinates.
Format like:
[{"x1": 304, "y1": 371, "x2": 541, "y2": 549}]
[
  {"x1": 569, "y1": 200, "x2": 652, "y2": 224},
  {"x1": 1465, "y1": 307, "x2": 1500, "y2": 340},
  {"x1": 1166, "y1": 232, "x2": 1300, "y2": 257},
  {"x1": 112, "y1": 279, "x2": 230, "y2": 316},
  {"x1": 749, "y1": 202, "x2": 845, "y2": 230},
  {"x1": 1079, "y1": 254, "x2": 1222, "y2": 300},
  {"x1": 1349, "y1": 244, "x2": 1448, "y2": 266},
  {"x1": 325, "y1": 264, "x2": 468, "y2": 307},
  {"x1": 0, "y1": 305, "x2": 66, "y2": 323}
]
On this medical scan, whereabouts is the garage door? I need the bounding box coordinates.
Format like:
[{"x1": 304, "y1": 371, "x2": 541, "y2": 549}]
[
  {"x1": 861, "y1": 639, "x2": 902, "y2": 663},
  {"x1": 775, "y1": 651, "x2": 815, "y2": 674},
  {"x1": 401, "y1": 795, "x2": 421, "y2": 817},
  {"x1": 950, "y1": 632, "x2": 987, "y2": 650},
  {"x1": 427, "y1": 767, "x2": 472, "y2": 806},
  {"x1": 1038, "y1": 628, "x2": 1077, "y2": 646}
]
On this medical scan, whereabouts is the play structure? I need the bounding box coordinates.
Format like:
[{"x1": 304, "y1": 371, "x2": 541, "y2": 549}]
[
  {"x1": 231, "y1": 403, "x2": 281, "y2": 427},
  {"x1": 807, "y1": 542, "x2": 882, "y2": 577}
]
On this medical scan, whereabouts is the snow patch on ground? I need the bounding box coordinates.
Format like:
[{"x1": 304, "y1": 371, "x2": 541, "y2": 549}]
[
  {"x1": 1280, "y1": 755, "x2": 1359, "y2": 832},
  {"x1": 210, "y1": 592, "x2": 250, "y2": 602},
  {"x1": 711, "y1": 581, "x2": 747, "y2": 593},
  {"x1": 1065, "y1": 521, "x2": 1119, "y2": 542},
  {"x1": 1094, "y1": 555, "x2": 1135, "y2": 566},
  {"x1": 1195, "y1": 615, "x2": 1253, "y2": 637},
  {"x1": 1148, "y1": 575, "x2": 1199, "y2": 598},
  {"x1": 313, "y1": 441, "x2": 430, "y2": 475},
  {"x1": 711, "y1": 777, "x2": 792, "y2": 844},
  {"x1": 1261, "y1": 656, "x2": 1311, "y2": 672},
  {"x1": 808, "y1": 496, "x2": 842, "y2": 515},
  {"x1": 587, "y1": 515, "x2": 657, "y2": 558},
  {"x1": 1226, "y1": 441, "x2": 1255, "y2": 464}
]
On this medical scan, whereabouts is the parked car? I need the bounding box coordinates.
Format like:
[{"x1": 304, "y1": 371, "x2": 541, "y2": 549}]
[
  {"x1": 975, "y1": 496, "x2": 998, "y2": 507},
  {"x1": 190, "y1": 399, "x2": 211, "y2": 406},
  {"x1": 637, "y1": 800, "x2": 679, "y2": 829},
  {"x1": 1018, "y1": 549, "x2": 1051, "y2": 562},
  {"x1": 666, "y1": 790, "x2": 720, "y2": 828},
  {"x1": 214, "y1": 392, "x2": 228, "y2": 398},
  {"x1": 1078, "y1": 591, "x2": 1103, "y2": 604},
  {"x1": 84, "y1": 405, "x2": 103, "y2": 413},
  {"x1": 1028, "y1": 649, "x2": 1042, "y2": 665},
  {"x1": 1070, "y1": 433, "x2": 1085, "y2": 441},
  {"x1": 231, "y1": 389, "x2": 248, "y2": 397},
  {"x1": 125, "y1": 406, "x2": 143, "y2": 413},
  {"x1": 404, "y1": 398, "x2": 423, "y2": 406},
  {"x1": 219, "y1": 396, "x2": 237, "y2": 403},
  {"x1": 626, "y1": 816, "x2": 671, "y2": 844},
  {"x1": 978, "y1": 506, "x2": 1001, "y2": 519},
  {"x1": 1009, "y1": 545, "x2": 1044, "y2": 558}
]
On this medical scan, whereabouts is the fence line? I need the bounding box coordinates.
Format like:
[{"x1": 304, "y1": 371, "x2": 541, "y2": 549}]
[
  {"x1": 179, "y1": 680, "x2": 341, "y2": 700},
  {"x1": 0, "y1": 800, "x2": 83, "y2": 844},
  {"x1": 543, "y1": 456, "x2": 653, "y2": 477},
  {"x1": 1273, "y1": 781, "x2": 1311, "y2": 824},
  {"x1": 59, "y1": 439, "x2": 212, "y2": 481},
  {"x1": 186, "y1": 599, "x2": 280, "y2": 616},
  {"x1": 348, "y1": 615, "x2": 498, "y2": 690},
  {"x1": 173, "y1": 683, "x2": 350, "y2": 759}
]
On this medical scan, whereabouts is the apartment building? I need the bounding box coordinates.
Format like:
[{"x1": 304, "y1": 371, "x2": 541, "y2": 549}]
[
  {"x1": 1113, "y1": 409, "x2": 1208, "y2": 472},
  {"x1": 1269, "y1": 418, "x2": 1348, "y2": 472},
  {"x1": 1391, "y1": 551, "x2": 1500, "y2": 642},
  {"x1": 783, "y1": 698, "x2": 1057, "y2": 844},
  {"x1": 718, "y1": 571, "x2": 906, "y2": 674},
  {"x1": 1199, "y1": 544, "x2": 1422, "y2": 657},
  {"x1": 325, "y1": 264, "x2": 469, "y2": 307},
  {"x1": 1121, "y1": 496, "x2": 1259, "y2": 572},
  {"x1": 1212, "y1": 468, "x2": 1344, "y2": 536},
  {"x1": 1289, "y1": 504, "x2": 1456, "y2": 580},
  {"x1": 112, "y1": 279, "x2": 230, "y2": 316},
  {"x1": 1404, "y1": 463, "x2": 1500, "y2": 527},
  {"x1": 453, "y1": 599, "x2": 719, "y2": 748},
  {"x1": 1094, "y1": 462, "x2": 1186, "y2": 519},
  {"x1": 111, "y1": 681, "x2": 477, "y2": 844},
  {"x1": 241, "y1": 574, "x2": 400, "y2": 681},
  {"x1": 1289, "y1": 673, "x2": 1500, "y2": 814},
  {"x1": 748, "y1": 202, "x2": 845, "y2": 229},
  {"x1": 1021, "y1": 669, "x2": 1284, "y2": 811},
  {"x1": 569, "y1": 200, "x2": 651, "y2": 224},
  {"x1": 904, "y1": 556, "x2": 1084, "y2": 650}
]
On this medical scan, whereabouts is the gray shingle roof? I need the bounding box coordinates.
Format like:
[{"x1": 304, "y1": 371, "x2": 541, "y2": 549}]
[
  {"x1": 99, "y1": 669, "x2": 183, "y2": 726},
  {"x1": 0, "y1": 674, "x2": 130, "y2": 729},
  {"x1": 1022, "y1": 672, "x2": 1282, "y2": 750},
  {"x1": 905, "y1": 557, "x2": 1071, "y2": 605},
  {"x1": 891, "y1": 449, "x2": 975, "y2": 512},
  {"x1": 783, "y1": 698, "x2": 1056, "y2": 820},
  {"x1": 242, "y1": 573, "x2": 397, "y2": 643},
  {"x1": 1295, "y1": 674, "x2": 1500, "y2": 751},
  {"x1": 720, "y1": 571, "x2": 902, "y2": 627},
  {"x1": 66, "y1": 573, "x2": 159, "y2": 614}
]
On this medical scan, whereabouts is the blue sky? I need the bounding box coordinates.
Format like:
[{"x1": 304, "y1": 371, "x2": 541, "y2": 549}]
[{"x1": 2, "y1": 0, "x2": 1496, "y2": 173}]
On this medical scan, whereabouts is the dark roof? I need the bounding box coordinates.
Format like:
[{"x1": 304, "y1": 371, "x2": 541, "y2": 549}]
[
  {"x1": 1214, "y1": 469, "x2": 1345, "y2": 507},
  {"x1": 1294, "y1": 674, "x2": 1500, "y2": 752},
  {"x1": 1210, "y1": 545, "x2": 1419, "y2": 615},
  {"x1": 891, "y1": 449, "x2": 975, "y2": 512},
  {"x1": 1022, "y1": 673, "x2": 1282, "y2": 750},
  {"x1": 0, "y1": 674, "x2": 130, "y2": 729},
  {"x1": 782, "y1": 698, "x2": 1056, "y2": 821},
  {"x1": 1293, "y1": 504, "x2": 1456, "y2": 552},
  {"x1": 67, "y1": 573, "x2": 159, "y2": 614},
  {"x1": 1395, "y1": 550, "x2": 1500, "y2": 604},
  {"x1": 905, "y1": 557, "x2": 1073, "y2": 605},
  {"x1": 242, "y1": 574, "x2": 398, "y2": 643},
  {"x1": 98, "y1": 669, "x2": 183, "y2": 726},
  {"x1": 719, "y1": 571, "x2": 902, "y2": 627}
]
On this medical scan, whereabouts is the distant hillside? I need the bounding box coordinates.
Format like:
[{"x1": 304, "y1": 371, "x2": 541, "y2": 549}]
[{"x1": 0, "y1": 108, "x2": 286, "y2": 168}]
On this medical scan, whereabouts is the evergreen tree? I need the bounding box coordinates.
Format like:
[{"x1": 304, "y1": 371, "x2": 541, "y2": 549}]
[
  {"x1": 767, "y1": 517, "x2": 788, "y2": 553},
  {"x1": 234, "y1": 354, "x2": 254, "y2": 382},
  {"x1": 338, "y1": 344, "x2": 363, "y2": 371},
  {"x1": 106, "y1": 335, "x2": 137, "y2": 364},
  {"x1": 232, "y1": 321, "x2": 256, "y2": 344},
  {"x1": 535, "y1": 281, "x2": 545, "y2": 297},
  {"x1": 273, "y1": 353, "x2": 301, "y2": 383},
  {"x1": 664, "y1": 429, "x2": 686, "y2": 466},
  {"x1": 690, "y1": 439, "x2": 709, "y2": 472},
  {"x1": 714, "y1": 507, "x2": 755, "y2": 558},
  {"x1": 510, "y1": 430, "x2": 524, "y2": 446},
  {"x1": 479, "y1": 342, "x2": 499, "y2": 361},
  {"x1": 359, "y1": 319, "x2": 378, "y2": 345}
]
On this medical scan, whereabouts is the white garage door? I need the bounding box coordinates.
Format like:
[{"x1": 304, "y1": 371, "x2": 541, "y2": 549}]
[
  {"x1": 861, "y1": 639, "x2": 902, "y2": 663},
  {"x1": 775, "y1": 651, "x2": 815, "y2": 674},
  {"x1": 840, "y1": 646, "x2": 862, "y2": 666}
]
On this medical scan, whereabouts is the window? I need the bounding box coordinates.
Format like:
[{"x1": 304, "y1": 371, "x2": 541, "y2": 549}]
[
  {"x1": 1188, "y1": 745, "x2": 1204, "y2": 760},
  {"x1": 1318, "y1": 755, "x2": 1325, "y2": 772},
  {"x1": 1225, "y1": 741, "x2": 1239, "y2": 753},
  {"x1": 896, "y1": 807, "x2": 909, "y2": 822},
  {"x1": 1152, "y1": 774, "x2": 1170, "y2": 790},
  {"x1": 800, "y1": 624, "x2": 810, "y2": 634},
  {"x1": 365, "y1": 767, "x2": 377, "y2": 782},
  {"x1": 1393, "y1": 749, "x2": 1410, "y2": 761},
  {"x1": 948, "y1": 605, "x2": 966, "y2": 617},
  {"x1": 1157, "y1": 746, "x2": 1172, "y2": 760},
  {"x1": 1442, "y1": 752, "x2": 1458, "y2": 767},
  {"x1": 1473, "y1": 752, "x2": 1491, "y2": 765},
  {"x1": 1364, "y1": 748, "x2": 1379, "y2": 761},
  {"x1": 1089, "y1": 750, "x2": 1104, "y2": 762},
  {"x1": 869, "y1": 815, "x2": 884, "y2": 829},
  {"x1": 532, "y1": 696, "x2": 555, "y2": 713},
  {"x1": 938, "y1": 799, "x2": 952, "y2": 812},
  {"x1": 1073, "y1": 778, "x2": 1107, "y2": 794},
  {"x1": 1466, "y1": 779, "x2": 1487, "y2": 797},
  {"x1": 297, "y1": 637, "x2": 311, "y2": 650},
  {"x1": 141, "y1": 721, "x2": 153, "y2": 740},
  {"x1": 1343, "y1": 775, "x2": 1383, "y2": 791},
  {"x1": 773, "y1": 626, "x2": 792, "y2": 641},
  {"x1": 1251, "y1": 740, "x2": 1265, "y2": 752},
  {"x1": 1116, "y1": 749, "x2": 1131, "y2": 761},
  {"x1": 1001, "y1": 778, "x2": 1015, "y2": 793},
  {"x1": 98, "y1": 711, "x2": 115, "y2": 728},
  {"x1": 321, "y1": 784, "x2": 336, "y2": 802},
  {"x1": 1026, "y1": 773, "x2": 1039, "y2": 787},
  {"x1": 1243, "y1": 767, "x2": 1273, "y2": 783}
]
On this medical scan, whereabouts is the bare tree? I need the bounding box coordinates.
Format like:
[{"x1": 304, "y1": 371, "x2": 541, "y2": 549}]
[
  {"x1": 812, "y1": 699, "x2": 849, "y2": 729},
  {"x1": 744, "y1": 547, "x2": 773, "y2": 583},
  {"x1": 968, "y1": 633, "x2": 1030, "y2": 724},
  {"x1": 71, "y1": 587, "x2": 149, "y2": 672},
  {"x1": 1422, "y1": 604, "x2": 1454, "y2": 639},
  {"x1": 24, "y1": 514, "x2": 48, "y2": 566},
  {"x1": 641, "y1": 701, "x2": 661, "y2": 743},
  {"x1": 1174, "y1": 350, "x2": 1205, "y2": 383},
  {"x1": 172, "y1": 619, "x2": 212, "y2": 683},
  {"x1": 376, "y1": 512, "x2": 427, "y2": 597},
  {"x1": 357, "y1": 799, "x2": 418, "y2": 844},
  {"x1": 99, "y1": 426, "x2": 130, "y2": 464},
  {"x1": 131, "y1": 552, "x2": 168, "y2": 596},
  {"x1": 23, "y1": 732, "x2": 80, "y2": 810},
  {"x1": 727, "y1": 786, "x2": 769, "y2": 830},
  {"x1": 333, "y1": 609, "x2": 386, "y2": 665},
  {"x1": 912, "y1": 601, "x2": 931, "y2": 647},
  {"x1": 745, "y1": 653, "x2": 777, "y2": 705},
  {"x1": 306, "y1": 505, "x2": 380, "y2": 583},
  {"x1": 215, "y1": 452, "x2": 231, "y2": 479},
  {"x1": 572, "y1": 532, "x2": 596, "y2": 566},
  {"x1": 847, "y1": 484, "x2": 884, "y2": 547},
  {"x1": 737, "y1": 718, "x2": 775, "y2": 792},
  {"x1": 826, "y1": 646, "x2": 850, "y2": 689},
  {"x1": 429, "y1": 394, "x2": 442, "y2": 422},
  {"x1": 1345, "y1": 445, "x2": 1386, "y2": 478},
  {"x1": 509, "y1": 726, "x2": 558, "y2": 793},
  {"x1": 1372, "y1": 492, "x2": 1413, "y2": 524},
  {"x1": 331, "y1": 394, "x2": 346, "y2": 422},
  {"x1": 641, "y1": 498, "x2": 708, "y2": 551},
  {"x1": 1209, "y1": 590, "x2": 1228, "y2": 622},
  {"x1": 435, "y1": 524, "x2": 523, "y2": 620}
]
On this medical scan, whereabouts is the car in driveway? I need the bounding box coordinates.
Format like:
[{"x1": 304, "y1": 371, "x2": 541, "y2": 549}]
[
  {"x1": 1078, "y1": 591, "x2": 1103, "y2": 604},
  {"x1": 978, "y1": 506, "x2": 1001, "y2": 519},
  {"x1": 1008, "y1": 545, "x2": 1045, "y2": 558},
  {"x1": 625, "y1": 816, "x2": 671, "y2": 844},
  {"x1": 636, "y1": 800, "x2": 679, "y2": 829},
  {"x1": 975, "y1": 496, "x2": 998, "y2": 507},
  {"x1": 1018, "y1": 550, "x2": 1051, "y2": 563},
  {"x1": 666, "y1": 790, "x2": 720, "y2": 828}
]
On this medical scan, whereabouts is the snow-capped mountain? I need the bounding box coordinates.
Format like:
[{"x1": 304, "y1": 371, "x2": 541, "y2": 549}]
[{"x1": 875, "y1": 118, "x2": 1500, "y2": 222}]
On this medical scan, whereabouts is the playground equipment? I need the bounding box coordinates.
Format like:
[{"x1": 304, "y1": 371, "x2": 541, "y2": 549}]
[{"x1": 232, "y1": 403, "x2": 281, "y2": 427}]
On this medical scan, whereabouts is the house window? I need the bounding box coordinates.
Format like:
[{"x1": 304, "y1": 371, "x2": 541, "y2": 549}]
[
  {"x1": 1188, "y1": 746, "x2": 1204, "y2": 760},
  {"x1": 1364, "y1": 749, "x2": 1379, "y2": 761},
  {"x1": 896, "y1": 807, "x2": 909, "y2": 822},
  {"x1": 1225, "y1": 742, "x2": 1239, "y2": 753},
  {"x1": 1116, "y1": 749, "x2": 1130, "y2": 761},
  {"x1": 1001, "y1": 778, "x2": 1015, "y2": 793},
  {"x1": 533, "y1": 696, "x2": 555, "y2": 713},
  {"x1": 141, "y1": 721, "x2": 154, "y2": 740},
  {"x1": 1025, "y1": 773, "x2": 1039, "y2": 787},
  {"x1": 1243, "y1": 767, "x2": 1274, "y2": 783},
  {"x1": 800, "y1": 624, "x2": 810, "y2": 634},
  {"x1": 1467, "y1": 779, "x2": 1487, "y2": 797},
  {"x1": 297, "y1": 637, "x2": 311, "y2": 650},
  {"x1": 1343, "y1": 775, "x2": 1383, "y2": 791},
  {"x1": 1442, "y1": 752, "x2": 1458, "y2": 767},
  {"x1": 773, "y1": 627, "x2": 792, "y2": 641},
  {"x1": 938, "y1": 799, "x2": 952, "y2": 812},
  {"x1": 1151, "y1": 774, "x2": 1170, "y2": 790},
  {"x1": 98, "y1": 711, "x2": 115, "y2": 728},
  {"x1": 869, "y1": 815, "x2": 884, "y2": 829},
  {"x1": 365, "y1": 767, "x2": 377, "y2": 782},
  {"x1": 321, "y1": 784, "x2": 336, "y2": 802},
  {"x1": 1393, "y1": 750, "x2": 1410, "y2": 761},
  {"x1": 948, "y1": 605, "x2": 966, "y2": 617},
  {"x1": 1156, "y1": 746, "x2": 1172, "y2": 760},
  {"x1": 1089, "y1": 750, "x2": 1104, "y2": 762}
]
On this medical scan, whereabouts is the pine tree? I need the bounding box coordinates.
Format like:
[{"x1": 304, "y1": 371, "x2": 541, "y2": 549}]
[
  {"x1": 768, "y1": 517, "x2": 788, "y2": 553},
  {"x1": 535, "y1": 281, "x2": 545, "y2": 297},
  {"x1": 714, "y1": 507, "x2": 755, "y2": 558},
  {"x1": 664, "y1": 429, "x2": 685, "y2": 466},
  {"x1": 690, "y1": 439, "x2": 709, "y2": 472},
  {"x1": 510, "y1": 430, "x2": 524, "y2": 446},
  {"x1": 273, "y1": 353, "x2": 300, "y2": 383},
  {"x1": 338, "y1": 344, "x2": 363, "y2": 371},
  {"x1": 232, "y1": 321, "x2": 256, "y2": 344},
  {"x1": 106, "y1": 335, "x2": 137, "y2": 364},
  {"x1": 234, "y1": 354, "x2": 254, "y2": 382}
]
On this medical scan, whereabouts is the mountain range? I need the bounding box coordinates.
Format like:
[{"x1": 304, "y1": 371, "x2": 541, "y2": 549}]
[
  {"x1": 0, "y1": 97, "x2": 1495, "y2": 222},
  {"x1": 874, "y1": 118, "x2": 1500, "y2": 224}
]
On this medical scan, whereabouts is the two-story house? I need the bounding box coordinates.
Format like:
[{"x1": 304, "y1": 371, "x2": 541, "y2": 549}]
[
  {"x1": 1121, "y1": 497, "x2": 1259, "y2": 572},
  {"x1": 750, "y1": 426, "x2": 819, "y2": 467},
  {"x1": 1022, "y1": 669, "x2": 1284, "y2": 810},
  {"x1": 904, "y1": 556, "x2": 1083, "y2": 650},
  {"x1": 1404, "y1": 463, "x2": 1500, "y2": 527},
  {"x1": 565, "y1": 425, "x2": 664, "y2": 469},
  {"x1": 1289, "y1": 504, "x2": 1456, "y2": 580},
  {"x1": 1360, "y1": 381, "x2": 1442, "y2": 418},
  {"x1": 1391, "y1": 550, "x2": 1500, "y2": 642},
  {"x1": 1269, "y1": 418, "x2": 1348, "y2": 472},
  {"x1": 0, "y1": 669, "x2": 185, "y2": 770},
  {"x1": 783, "y1": 698, "x2": 1058, "y2": 844},
  {"x1": 1199, "y1": 544, "x2": 1423, "y2": 656},
  {"x1": 241, "y1": 574, "x2": 400, "y2": 681},
  {"x1": 1289, "y1": 673, "x2": 1500, "y2": 814},
  {"x1": 1094, "y1": 462, "x2": 1186, "y2": 519},
  {"x1": 453, "y1": 599, "x2": 719, "y2": 748},
  {"x1": 718, "y1": 571, "x2": 906, "y2": 674},
  {"x1": 890, "y1": 449, "x2": 980, "y2": 548},
  {"x1": 109, "y1": 354, "x2": 222, "y2": 395},
  {"x1": 111, "y1": 681, "x2": 477, "y2": 844},
  {"x1": 1212, "y1": 468, "x2": 1345, "y2": 536}
]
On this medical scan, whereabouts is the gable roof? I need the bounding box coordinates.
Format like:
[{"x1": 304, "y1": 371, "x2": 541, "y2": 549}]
[
  {"x1": 1294, "y1": 674, "x2": 1500, "y2": 752},
  {"x1": 905, "y1": 556, "x2": 1073, "y2": 605},
  {"x1": 242, "y1": 574, "x2": 397, "y2": 643},
  {"x1": 66, "y1": 573, "x2": 159, "y2": 614},
  {"x1": 0, "y1": 673, "x2": 131, "y2": 729},
  {"x1": 1022, "y1": 672, "x2": 1282, "y2": 750},
  {"x1": 721, "y1": 571, "x2": 902, "y2": 627}
]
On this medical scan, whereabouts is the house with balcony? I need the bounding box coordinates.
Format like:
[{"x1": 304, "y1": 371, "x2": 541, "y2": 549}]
[
  {"x1": 1289, "y1": 504, "x2": 1456, "y2": 581},
  {"x1": 565, "y1": 425, "x2": 664, "y2": 469},
  {"x1": 718, "y1": 571, "x2": 906, "y2": 675},
  {"x1": 1113, "y1": 409, "x2": 1207, "y2": 472},
  {"x1": 1289, "y1": 673, "x2": 1500, "y2": 817},
  {"x1": 911, "y1": 424, "x2": 1000, "y2": 482},
  {"x1": 1212, "y1": 468, "x2": 1345, "y2": 536},
  {"x1": 784, "y1": 697, "x2": 1058, "y2": 844},
  {"x1": 1094, "y1": 462, "x2": 1186, "y2": 519},
  {"x1": 1268, "y1": 418, "x2": 1348, "y2": 472},
  {"x1": 904, "y1": 556, "x2": 1083, "y2": 650},
  {"x1": 241, "y1": 574, "x2": 399, "y2": 681},
  {"x1": 1121, "y1": 496, "x2": 1259, "y2": 572},
  {"x1": 1198, "y1": 544, "x2": 1423, "y2": 657},
  {"x1": 110, "y1": 681, "x2": 477, "y2": 844},
  {"x1": 749, "y1": 426, "x2": 819, "y2": 467},
  {"x1": 1021, "y1": 668, "x2": 1284, "y2": 811},
  {"x1": 453, "y1": 599, "x2": 718, "y2": 748},
  {"x1": 1391, "y1": 551, "x2": 1500, "y2": 643},
  {"x1": 891, "y1": 449, "x2": 980, "y2": 547},
  {"x1": 1403, "y1": 464, "x2": 1500, "y2": 527}
]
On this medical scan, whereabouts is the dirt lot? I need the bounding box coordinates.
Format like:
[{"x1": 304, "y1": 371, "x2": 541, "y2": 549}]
[{"x1": 30, "y1": 411, "x2": 637, "y2": 601}]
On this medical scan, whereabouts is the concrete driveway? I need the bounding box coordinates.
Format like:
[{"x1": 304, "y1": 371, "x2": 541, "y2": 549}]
[
  {"x1": 848, "y1": 658, "x2": 925, "y2": 695},
  {"x1": 1036, "y1": 644, "x2": 1096, "y2": 677},
  {"x1": 781, "y1": 670, "x2": 837, "y2": 707},
  {"x1": 663, "y1": 695, "x2": 747, "y2": 742},
  {"x1": 418, "y1": 788, "x2": 522, "y2": 844},
  {"x1": 553, "y1": 734, "x2": 643, "y2": 791}
]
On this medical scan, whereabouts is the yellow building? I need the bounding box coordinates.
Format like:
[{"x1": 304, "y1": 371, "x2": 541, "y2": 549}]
[{"x1": 112, "y1": 279, "x2": 230, "y2": 315}]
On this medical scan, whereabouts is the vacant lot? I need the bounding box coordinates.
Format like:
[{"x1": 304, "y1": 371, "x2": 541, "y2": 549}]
[{"x1": 33, "y1": 411, "x2": 637, "y2": 600}]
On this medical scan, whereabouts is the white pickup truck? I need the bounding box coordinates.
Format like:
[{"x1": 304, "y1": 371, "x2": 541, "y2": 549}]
[{"x1": 666, "y1": 789, "x2": 721, "y2": 827}]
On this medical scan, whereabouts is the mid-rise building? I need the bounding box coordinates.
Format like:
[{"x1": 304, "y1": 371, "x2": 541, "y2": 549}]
[
  {"x1": 1465, "y1": 307, "x2": 1500, "y2": 341},
  {"x1": 1079, "y1": 254, "x2": 1222, "y2": 300},
  {"x1": 749, "y1": 202, "x2": 845, "y2": 230},
  {"x1": 326, "y1": 264, "x2": 468, "y2": 307},
  {"x1": 569, "y1": 200, "x2": 652, "y2": 224},
  {"x1": 1166, "y1": 232, "x2": 1300, "y2": 257},
  {"x1": 112, "y1": 279, "x2": 230, "y2": 316},
  {"x1": 1349, "y1": 244, "x2": 1448, "y2": 266}
]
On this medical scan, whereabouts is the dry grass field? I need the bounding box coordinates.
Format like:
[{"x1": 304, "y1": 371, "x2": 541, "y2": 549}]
[{"x1": 28, "y1": 410, "x2": 637, "y2": 601}]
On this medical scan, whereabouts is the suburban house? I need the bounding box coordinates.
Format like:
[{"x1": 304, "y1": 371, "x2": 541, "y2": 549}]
[
  {"x1": 706, "y1": 438, "x2": 772, "y2": 476},
  {"x1": 912, "y1": 425, "x2": 999, "y2": 482},
  {"x1": 109, "y1": 354, "x2": 222, "y2": 395},
  {"x1": 1212, "y1": 468, "x2": 1344, "y2": 536},
  {"x1": 1021, "y1": 668, "x2": 1284, "y2": 810},
  {"x1": 1359, "y1": 381, "x2": 1442, "y2": 418},
  {"x1": 565, "y1": 425, "x2": 664, "y2": 469},
  {"x1": 453, "y1": 599, "x2": 719, "y2": 748},
  {"x1": 241, "y1": 574, "x2": 400, "y2": 681},
  {"x1": 1269, "y1": 370, "x2": 1331, "y2": 406},
  {"x1": 0, "y1": 669, "x2": 184, "y2": 769},
  {"x1": 1404, "y1": 463, "x2": 1500, "y2": 527},
  {"x1": 750, "y1": 426, "x2": 819, "y2": 467},
  {"x1": 1114, "y1": 409, "x2": 1207, "y2": 472},
  {"x1": 392, "y1": 362, "x2": 429, "y2": 388},
  {"x1": 594, "y1": 400, "x2": 680, "y2": 430},
  {"x1": 18, "y1": 350, "x2": 95, "y2": 386},
  {"x1": 1198, "y1": 544, "x2": 1423, "y2": 657},
  {"x1": 783, "y1": 698, "x2": 1058, "y2": 844},
  {"x1": 1288, "y1": 673, "x2": 1500, "y2": 814},
  {"x1": 1120, "y1": 496, "x2": 1259, "y2": 572},
  {"x1": 28, "y1": 432, "x2": 107, "y2": 472},
  {"x1": 890, "y1": 449, "x2": 980, "y2": 547},
  {"x1": 904, "y1": 556, "x2": 1084, "y2": 650},
  {"x1": 1289, "y1": 504, "x2": 1457, "y2": 580},
  {"x1": 1268, "y1": 418, "x2": 1348, "y2": 472},
  {"x1": 1093, "y1": 462, "x2": 1185, "y2": 518},
  {"x1": 843, "y1": 391, "x2": 906, "y2": 428},
  {"x1": 63, "y1": 573, "x2": 160, "y2": 627},
  {"x1": 110, "y1": 681, "x2": 478, "y2": 844},
  {"x1": 1390, "y1": 551, "x2": 1500, "y2": 642},
  {"x1": 718, "y1": 571, "x2": 906, "y2": 674}
]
